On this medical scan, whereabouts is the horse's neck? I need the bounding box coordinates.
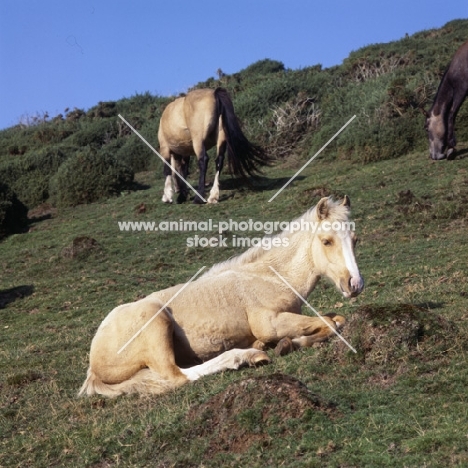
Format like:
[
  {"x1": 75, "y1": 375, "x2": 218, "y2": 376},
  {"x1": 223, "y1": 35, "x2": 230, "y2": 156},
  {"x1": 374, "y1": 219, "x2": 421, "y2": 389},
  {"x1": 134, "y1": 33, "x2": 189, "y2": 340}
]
[
  {"x1": 431, "y1": 73, "x2": 454, "y2": 117},
  {"x1": 263, "y1": 233, "x2": 321, "y2": 298}
]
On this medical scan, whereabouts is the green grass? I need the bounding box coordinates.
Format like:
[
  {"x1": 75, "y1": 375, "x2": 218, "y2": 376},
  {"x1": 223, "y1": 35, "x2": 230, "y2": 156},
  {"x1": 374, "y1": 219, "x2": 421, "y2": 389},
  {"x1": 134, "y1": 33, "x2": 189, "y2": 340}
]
[{"x1": 1, "y1": 139, "x2": 468, "y2": 466}]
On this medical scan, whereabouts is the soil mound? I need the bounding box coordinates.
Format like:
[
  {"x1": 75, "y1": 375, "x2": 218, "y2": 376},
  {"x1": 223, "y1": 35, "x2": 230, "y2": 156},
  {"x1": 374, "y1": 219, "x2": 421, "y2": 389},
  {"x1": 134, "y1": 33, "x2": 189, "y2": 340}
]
[
  {"x1": 186, "y1": 373, "x2": 337, "y2": 455},
  {"x1": 324, "y1": 303, "x2": 459, "y2": 365}
]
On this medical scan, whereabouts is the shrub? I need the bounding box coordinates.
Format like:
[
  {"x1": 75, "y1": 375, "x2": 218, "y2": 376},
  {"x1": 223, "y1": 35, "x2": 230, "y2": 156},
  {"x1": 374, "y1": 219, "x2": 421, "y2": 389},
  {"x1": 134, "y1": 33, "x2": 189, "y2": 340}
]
[
  {"x1": 116, "y1": 119, "x2": 160, "y2": 173},
  {"x1": 0, "y1": 147, "x2": 69, "y2": 207},
  {"x1": 237, "y1": 59, "x2": 285, "y2": 78},
  {"x1": 50, "y1": 147, "x2": 134, "y2": 207},
  {"x1": 0, "y1": 183, "x2": 28, "y2": 239},
  {"x1": 73, "y1": 120, "x2": 118, "y2": 148},
  {"x1": 115, "y1": 135, "x2": 155, "y2": 173}
]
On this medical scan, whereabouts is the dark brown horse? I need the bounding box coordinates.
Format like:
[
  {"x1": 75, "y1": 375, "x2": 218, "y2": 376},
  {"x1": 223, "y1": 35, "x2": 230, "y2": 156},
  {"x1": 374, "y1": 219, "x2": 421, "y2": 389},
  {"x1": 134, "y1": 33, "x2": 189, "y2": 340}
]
[
  {"x1": 424, "y1": 40, "x2": 468, "y2": 160},
  {"x1": 158, "y1": 88, "x2": 270, "y2": 204}
]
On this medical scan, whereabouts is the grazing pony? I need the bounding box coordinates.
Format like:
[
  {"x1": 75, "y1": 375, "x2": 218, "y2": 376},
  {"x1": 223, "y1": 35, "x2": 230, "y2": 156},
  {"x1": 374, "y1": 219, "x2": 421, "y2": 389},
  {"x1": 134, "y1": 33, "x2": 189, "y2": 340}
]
[
  {"x1": 424, "y1": 40, "x2": 468, "y2": 160},
  {"x1": 79, "y1": 196, "x2": 364, "y2": 397},
  {"x1": 158, "y1": 87, "x2": 270, "y2": 204}
]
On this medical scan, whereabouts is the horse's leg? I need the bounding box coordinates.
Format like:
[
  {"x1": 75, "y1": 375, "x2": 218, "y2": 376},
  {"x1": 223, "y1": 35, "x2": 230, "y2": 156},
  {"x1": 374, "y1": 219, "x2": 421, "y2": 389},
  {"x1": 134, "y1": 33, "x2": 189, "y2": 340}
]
[
  {"x1": 172, "y1": 155, "x2": 190, "y2": 203},
  {"x1": 161, "y1": 149, "x2": 173, "y2": 203},
  {"x1": 193, "y1": 142, "x2": 208, "y2": 204},
  {"x1": 139, "y1": 306, "x2": 190, "y2": 388},
  {"x1": 446, "y1": 92, "x2": 465, "y2": 159},
  {"x1": 277, "y1": 313, "x2": 345, "y2": 356},
  {"x1": 207, "y1": 140, "x2": 227, "y2": 204},
  {"x1": 180, "y1": 348, "x2": 270, "y2": 381},
  {"x1": 80, "y1": 302, "x2": 190, "y2": 396},
  {"x1": 251, "y1": 311, "x2": 345, "y2": 357}
]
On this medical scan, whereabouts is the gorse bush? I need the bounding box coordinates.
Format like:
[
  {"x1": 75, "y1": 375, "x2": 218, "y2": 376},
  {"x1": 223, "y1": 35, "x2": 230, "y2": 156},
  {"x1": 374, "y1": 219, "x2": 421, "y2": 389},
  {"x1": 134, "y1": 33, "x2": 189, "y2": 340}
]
[
  {"x1": 0, "y1": 147, "x2": 69, "y2": 207},
  {"x1": 237, "y1": 58, "x2": 286, "y2": 79},
  {"x1": 72, "y1": 120, "x2": 119, "y2": 148},
  {"x1": 0, "y1": 182, "x2": 28, "y2": 239},
  {"x1": 50, "y1": 148, "x2": 134, "y2": 207}
]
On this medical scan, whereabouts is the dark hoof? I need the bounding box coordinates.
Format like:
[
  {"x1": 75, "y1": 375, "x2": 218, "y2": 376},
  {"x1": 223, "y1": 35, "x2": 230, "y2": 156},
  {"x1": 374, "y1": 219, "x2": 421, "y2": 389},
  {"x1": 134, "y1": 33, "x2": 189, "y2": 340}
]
[
  {"x1": 275, "y1": 337, "x2": 295, "y2": 357},
  {"x1": 447, "y1": 148, "x2": 456, "y2": 160},
  {"x1": 176, "y1": 193, "x2": 188, "y2": 204},
  {"x1": 193, "y1": 197, "x2": 206, "y2": 205}
]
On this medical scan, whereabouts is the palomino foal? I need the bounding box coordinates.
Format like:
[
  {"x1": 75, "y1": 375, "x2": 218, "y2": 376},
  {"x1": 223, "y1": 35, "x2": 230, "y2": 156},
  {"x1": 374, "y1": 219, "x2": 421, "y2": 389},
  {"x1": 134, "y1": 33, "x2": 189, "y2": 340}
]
[{"x1": 79, "y1": 196, "x2": 364, "y2": 397}]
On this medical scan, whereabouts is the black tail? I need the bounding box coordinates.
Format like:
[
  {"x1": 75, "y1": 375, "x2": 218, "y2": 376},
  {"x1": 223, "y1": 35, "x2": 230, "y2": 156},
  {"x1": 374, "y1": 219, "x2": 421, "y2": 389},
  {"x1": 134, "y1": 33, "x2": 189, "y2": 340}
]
[{"x1": 215, "y1": 88, "x2": 271, "y2": 181}]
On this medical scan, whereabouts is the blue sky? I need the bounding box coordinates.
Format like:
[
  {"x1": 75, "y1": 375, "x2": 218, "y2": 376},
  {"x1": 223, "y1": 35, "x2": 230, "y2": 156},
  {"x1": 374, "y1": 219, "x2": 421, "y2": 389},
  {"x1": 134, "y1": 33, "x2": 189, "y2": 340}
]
[{"x1": 0, "y1": 0, "x2": 467, "y2": 130}]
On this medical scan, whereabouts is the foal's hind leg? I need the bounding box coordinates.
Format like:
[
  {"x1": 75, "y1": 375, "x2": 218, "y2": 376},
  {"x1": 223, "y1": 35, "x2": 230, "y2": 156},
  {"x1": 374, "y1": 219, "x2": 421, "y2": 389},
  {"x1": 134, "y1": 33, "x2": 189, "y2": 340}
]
[
  {"x1": 136, "y1": 302, "x2": 190, "y2": 388},
  {"x1": 180, "y1": 348, "x2": 270, "y2": 381}
]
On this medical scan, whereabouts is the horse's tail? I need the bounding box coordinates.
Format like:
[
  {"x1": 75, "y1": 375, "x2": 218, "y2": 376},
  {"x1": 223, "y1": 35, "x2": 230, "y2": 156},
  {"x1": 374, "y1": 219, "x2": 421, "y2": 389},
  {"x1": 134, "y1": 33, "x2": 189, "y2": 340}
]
[
  {"x1": 78, "y1": 367, "x2": 177, "y2": 398},
  {"x1": 215, "y1": 87, "x2": 272, "y2": 180}
]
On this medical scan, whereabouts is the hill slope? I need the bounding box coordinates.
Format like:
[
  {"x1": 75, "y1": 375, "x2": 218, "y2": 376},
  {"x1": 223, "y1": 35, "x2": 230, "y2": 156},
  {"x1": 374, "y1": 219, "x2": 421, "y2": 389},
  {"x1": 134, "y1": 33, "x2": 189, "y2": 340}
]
[{"x1": 0, "y1": 19, "x2": 467, "y2": 211}]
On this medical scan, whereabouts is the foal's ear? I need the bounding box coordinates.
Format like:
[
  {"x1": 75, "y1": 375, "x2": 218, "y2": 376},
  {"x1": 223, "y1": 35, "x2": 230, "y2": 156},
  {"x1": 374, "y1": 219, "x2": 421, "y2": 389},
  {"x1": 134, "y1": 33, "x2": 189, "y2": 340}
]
[
  {"x1": 341, "y1": 195, "x2": 351, "y2": 208},
  {"x1": 316, "y1": 197, "x2": 330, "y2": 220}
]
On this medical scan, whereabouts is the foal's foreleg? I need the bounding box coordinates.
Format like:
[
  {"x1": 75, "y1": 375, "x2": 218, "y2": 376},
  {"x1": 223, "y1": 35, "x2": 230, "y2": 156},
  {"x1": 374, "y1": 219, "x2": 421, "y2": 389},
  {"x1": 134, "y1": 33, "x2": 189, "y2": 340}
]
[
  {"x1": 276, "y1": 313, "x2": 345, "y2": 355},
  {"x1": 252, "y1": 311, "x2": 345, "y2": 356}
]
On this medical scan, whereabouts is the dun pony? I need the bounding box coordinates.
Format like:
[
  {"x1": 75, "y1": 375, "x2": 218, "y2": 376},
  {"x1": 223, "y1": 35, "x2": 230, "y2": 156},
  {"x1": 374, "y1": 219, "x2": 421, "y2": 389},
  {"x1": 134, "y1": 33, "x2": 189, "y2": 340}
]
[{"x1": 158, "y1": 87, "x2": 270, "y2": 204}]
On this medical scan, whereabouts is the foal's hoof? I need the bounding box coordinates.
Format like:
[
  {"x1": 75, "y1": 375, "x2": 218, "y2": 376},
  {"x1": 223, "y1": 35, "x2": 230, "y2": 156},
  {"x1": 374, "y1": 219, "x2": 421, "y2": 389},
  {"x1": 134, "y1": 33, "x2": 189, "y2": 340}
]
[
  {"x1": 274, "y1": 337, "x2": 295, "y2": 356},
  {"x1": 252, "y1": 340, "x2": 267, "y2": 351},
  {"x1": 193, "y1": 196, "x2": 206, "y2": 205},
  {"x1": 248, "y1": 350, "x2": 271, "y2": 367},
  {"x1": 324, "y1": 313, "x2": 346, "y2": 330}
]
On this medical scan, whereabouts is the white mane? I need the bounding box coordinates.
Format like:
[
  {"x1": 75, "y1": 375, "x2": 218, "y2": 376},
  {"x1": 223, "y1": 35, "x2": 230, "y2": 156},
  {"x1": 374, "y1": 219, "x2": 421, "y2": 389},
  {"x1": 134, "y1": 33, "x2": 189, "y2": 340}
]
[{"x1": 202, "y1": 198, "x2": 350, "y2": 278}]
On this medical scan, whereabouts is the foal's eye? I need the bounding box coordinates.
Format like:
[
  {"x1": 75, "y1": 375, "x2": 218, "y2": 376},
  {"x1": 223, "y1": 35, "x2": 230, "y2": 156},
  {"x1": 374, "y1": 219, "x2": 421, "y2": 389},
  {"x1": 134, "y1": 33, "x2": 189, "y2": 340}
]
[{"x1": 322, "y1": 238, "x2": 332, "y2": 246}]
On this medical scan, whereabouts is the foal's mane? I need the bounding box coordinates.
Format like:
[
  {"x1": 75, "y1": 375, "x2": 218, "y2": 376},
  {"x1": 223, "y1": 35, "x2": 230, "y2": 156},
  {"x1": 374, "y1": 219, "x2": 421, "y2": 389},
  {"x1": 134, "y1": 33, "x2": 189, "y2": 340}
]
[{"x1": 202, "y1": 198, "x2": 350, "y2": 278}]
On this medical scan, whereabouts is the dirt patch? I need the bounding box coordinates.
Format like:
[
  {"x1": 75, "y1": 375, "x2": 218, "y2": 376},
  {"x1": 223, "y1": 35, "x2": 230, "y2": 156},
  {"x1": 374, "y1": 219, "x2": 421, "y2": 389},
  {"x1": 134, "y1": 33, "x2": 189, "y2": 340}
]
[
  {"x1": 28, "y1": 202, "x2": 57, "y2": 220},
  {"x1": 395, "y1": 189, "x2": 432, "y2": 214},
  {"x1": 323, "y1": 303, "x2": 459, "y2": 367},
  {"x1": 186, "y1": 373, "x2": 337, "y2": 455},
  {"x1": 61, "y1": 236, "x2": 101, "y2": 259},
  {"x1": 6, "y1": 370, "x2": 43, "y2": 387}
]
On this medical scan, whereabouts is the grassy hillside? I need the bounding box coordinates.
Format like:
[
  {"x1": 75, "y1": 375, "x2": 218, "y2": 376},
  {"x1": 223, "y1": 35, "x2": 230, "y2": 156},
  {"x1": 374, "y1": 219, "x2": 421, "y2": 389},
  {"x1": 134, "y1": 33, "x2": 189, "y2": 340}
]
[
  {"x1": 1, "y1": 19, "x2": 468, "y2": 467},
  {"x1": 0, "y1": 19, "x2": 467, "y2": 212}
]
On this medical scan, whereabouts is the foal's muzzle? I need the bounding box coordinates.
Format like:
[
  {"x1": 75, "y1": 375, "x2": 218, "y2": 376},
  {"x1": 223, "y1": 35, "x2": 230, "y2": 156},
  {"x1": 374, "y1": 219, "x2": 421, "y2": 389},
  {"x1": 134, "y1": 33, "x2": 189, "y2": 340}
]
[{"x1": 342, "y1": 276, "x2": 364, "y2": 298}]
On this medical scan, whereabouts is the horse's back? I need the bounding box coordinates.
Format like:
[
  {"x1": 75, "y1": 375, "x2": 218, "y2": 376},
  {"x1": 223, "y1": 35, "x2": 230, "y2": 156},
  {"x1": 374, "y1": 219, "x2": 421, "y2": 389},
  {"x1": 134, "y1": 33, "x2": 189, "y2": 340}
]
[{"x1": 158, "y1": 89, "x2": 220, "y2": 156}]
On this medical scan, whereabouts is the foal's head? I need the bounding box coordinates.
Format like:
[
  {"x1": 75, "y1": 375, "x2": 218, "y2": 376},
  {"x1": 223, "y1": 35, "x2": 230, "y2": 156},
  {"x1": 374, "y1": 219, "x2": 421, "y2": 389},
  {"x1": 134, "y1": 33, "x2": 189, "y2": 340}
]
[{"x1": 311, "y1": 196, "x2": 364, "y2": 298}]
